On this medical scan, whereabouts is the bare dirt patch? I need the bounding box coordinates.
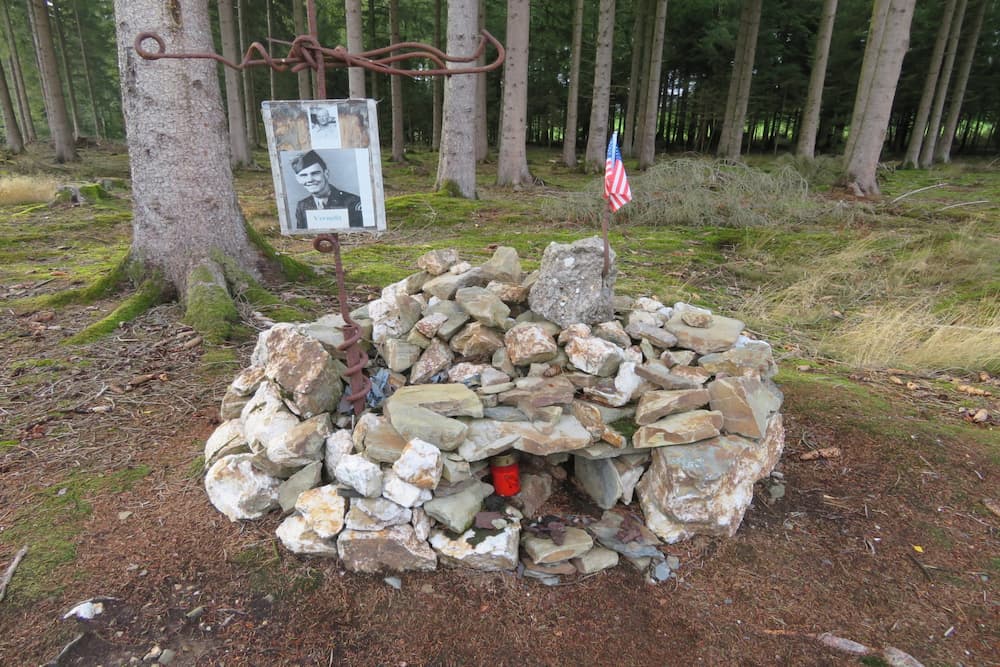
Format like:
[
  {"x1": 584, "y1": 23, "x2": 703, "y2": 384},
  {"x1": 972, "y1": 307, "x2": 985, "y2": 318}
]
[{"x1": 1, "y1": 293, "x2": 997, "y2": 667}]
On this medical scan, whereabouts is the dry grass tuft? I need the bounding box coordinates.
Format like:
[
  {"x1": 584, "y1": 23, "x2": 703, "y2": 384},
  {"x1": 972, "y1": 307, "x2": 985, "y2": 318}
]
[
  {"x1": 0, "y1": 175, "x2": 58, "y2": 205},
  {"x1": 546, "y1": 157, "x2": 864, "y2": 228},
  {"x1": 827, "y1": 300, "x2": 1000, "y2": 373}
]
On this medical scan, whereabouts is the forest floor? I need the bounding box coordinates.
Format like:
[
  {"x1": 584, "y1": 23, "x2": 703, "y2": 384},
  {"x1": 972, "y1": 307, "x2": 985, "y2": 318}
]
[{"x1": 0, "y1": 146, "x2": 998, "y2": 666}]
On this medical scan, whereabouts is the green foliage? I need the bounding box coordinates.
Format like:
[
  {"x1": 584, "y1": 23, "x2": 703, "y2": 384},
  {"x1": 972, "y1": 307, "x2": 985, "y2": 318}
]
[{"x1": 0, "y1": 465, "x2": 151, "y2": 603}]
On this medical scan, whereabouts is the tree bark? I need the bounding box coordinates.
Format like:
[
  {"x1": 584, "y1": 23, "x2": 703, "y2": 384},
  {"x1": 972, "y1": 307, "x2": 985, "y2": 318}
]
[
  {"x1": 936, "y1": 0, "x2": 988, "y2": 162},
  {"x1": 28, "y1": 0, "x2": 75, "y2": 161},
  {"x1": 237, "y1": 0, "x2": 257, "y2": 147},
  {"x1": 632, "y1": 0, "x2": 656, "y2": 161},
  {"x1": 114, "y1": 0, "x2": 259, "y2": 295},
  {"x1": 71, "y1": 0, "x2": 101, "y2": 138},
  {"x1": 496, "y1": 0, "x2": 533, "y2": 186},
  {"x1": 919, "y1": 0, "x2": 967, "y2": 167},
  {"x1": 389, "y1": 0, "x2": 404, "y2": 161},
  {"x1": 796, "y1": 0, "x2": 838, "y2": 159},
  {"x1": 292, "y1": 0, "x2": 311, "y2": 99},
  {"x1": 345, "y1": 0, "x2": 365, "y2": 98},
  {"x1": 638, "y1": 0, "x2": 668, "y2": 169},
  {"x1": 902, "y1": 0, "x2": 955, "y2": 167},
  {"x1": 435, "y1": 0, "x2": 478, "y2": 198},
  {"x1": 52, "y1": 1, "x2": 80, "y2": 139},
  {"x1": 584, "y1": 0, "x2": 616, "y2": 172},
  {"x1": 716, "y1": 0, "x2": 762, "y2": 161},
  {"x1": 265, "y1": 0, "x2": 276, "y2": 99},
  {"x1": 2, "y1": 0, "x2": 35, "y2": 141},
  {"x1": 432, "y1": 0, "x2": 443, "y2": 150},
  {"x1": 561, "y1": 0, "x2": 584, "y2": 167},
  {"x1": 0, "y1": 55, "x2": 23, "y2": 151},
  {"x1": 217, "y1": 0, "x2": 251, "y2": 166},
  {"x1": 843, "y1": 0, "x2": 916, "y2": 196},
  {"x1": 622, "y1": 0, "x2": 647, "y2": 157},
  {"x1": 474, "y1": 0, "x2": 488, "y2": 162}
]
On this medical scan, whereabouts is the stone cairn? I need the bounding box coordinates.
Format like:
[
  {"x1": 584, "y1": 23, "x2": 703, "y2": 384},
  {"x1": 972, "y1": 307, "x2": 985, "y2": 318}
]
[{"x1": 204, "y1": 237, "x2": 784, "y2": 583}]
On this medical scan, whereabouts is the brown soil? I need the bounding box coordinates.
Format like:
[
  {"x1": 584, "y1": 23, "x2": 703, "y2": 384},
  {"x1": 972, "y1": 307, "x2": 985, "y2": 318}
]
[{"x1": 1, "y1": 296, "x2": 998, "y2": 667}]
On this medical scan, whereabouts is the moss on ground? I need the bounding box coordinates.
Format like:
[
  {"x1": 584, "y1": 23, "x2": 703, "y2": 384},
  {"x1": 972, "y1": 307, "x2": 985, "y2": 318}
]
[
  {"x1": 64, "y1": 279, "x2": 168, "y2": 345},
  {"x1": 0, "y1": 465, "x2": 151, "y2": 603}
]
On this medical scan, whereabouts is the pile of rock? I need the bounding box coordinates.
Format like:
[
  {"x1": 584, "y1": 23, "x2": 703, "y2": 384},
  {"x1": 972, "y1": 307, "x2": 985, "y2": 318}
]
[{"x1": 203, "y1": 238, "x2": 784, "y2": 579}]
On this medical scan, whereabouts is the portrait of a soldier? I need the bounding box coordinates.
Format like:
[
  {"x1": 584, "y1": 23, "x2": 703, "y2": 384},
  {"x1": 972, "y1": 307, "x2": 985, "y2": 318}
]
[{"x1": 291, "y1": 150, "x2": 364, "y2": 229}]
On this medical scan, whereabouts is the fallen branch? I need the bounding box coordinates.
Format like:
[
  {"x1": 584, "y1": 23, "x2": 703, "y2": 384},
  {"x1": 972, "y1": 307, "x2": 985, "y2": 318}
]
[
  {"x1": 44, "y1": 631, "x2": 86, "y2": 667},
  {"x1": 936, "y1": 200, "x2": 989, "y2": 212},
  {"x1": 0, "y1": 546, "x2": 28, "y2": 603},
  {"x1": 889, "y1": 182, "x2": 946, "y2": 204},
  {"x1": 799, "y1": 447, "x2": 841, "y2": 461},
  {"x1": 763, "y1": 629, "x2": 924, "y2": 666}
]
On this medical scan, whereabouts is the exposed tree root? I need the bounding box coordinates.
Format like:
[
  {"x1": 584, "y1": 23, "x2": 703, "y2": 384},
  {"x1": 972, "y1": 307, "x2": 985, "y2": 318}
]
[{"x1": 63, "y1": 278, "x2": 169, "y2": 345}]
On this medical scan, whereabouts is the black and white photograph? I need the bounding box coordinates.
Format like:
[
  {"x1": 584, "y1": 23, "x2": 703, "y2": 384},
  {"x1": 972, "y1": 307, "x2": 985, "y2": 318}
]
[{"x1": 262, "y1": 99, "x2": 386, "y2": 235}]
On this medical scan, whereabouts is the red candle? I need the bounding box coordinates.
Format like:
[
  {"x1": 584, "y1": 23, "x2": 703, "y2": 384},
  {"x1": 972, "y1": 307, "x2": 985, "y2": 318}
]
[{"x1": 490, "y1": 453, "x2": 521, "y2": 497}]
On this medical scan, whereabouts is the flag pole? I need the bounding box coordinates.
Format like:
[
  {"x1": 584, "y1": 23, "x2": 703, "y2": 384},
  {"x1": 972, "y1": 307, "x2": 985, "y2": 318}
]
[{"x1": 602, "y1": 207, "x2": 610, "y2": 278}]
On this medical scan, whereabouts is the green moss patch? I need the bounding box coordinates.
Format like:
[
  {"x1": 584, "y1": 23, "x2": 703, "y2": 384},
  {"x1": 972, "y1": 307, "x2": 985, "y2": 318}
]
[
  {"x1": 64, "y1": 279, "x2": 168, "y2": 345},
  {"x1": 0, "y1": 465, "x2": 151, "y2": 603}
]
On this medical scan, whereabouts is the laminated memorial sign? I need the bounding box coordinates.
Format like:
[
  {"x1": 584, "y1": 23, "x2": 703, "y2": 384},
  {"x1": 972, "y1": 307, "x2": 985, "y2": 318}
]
[{"x1": 262, "y1": 99, "x2": 387, "y2": 235}]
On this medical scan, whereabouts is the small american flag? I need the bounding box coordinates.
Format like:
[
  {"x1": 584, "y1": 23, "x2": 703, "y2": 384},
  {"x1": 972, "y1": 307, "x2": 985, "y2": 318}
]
[{"x1": 604, "y1": 132, "x2": 632, "y2": 212}]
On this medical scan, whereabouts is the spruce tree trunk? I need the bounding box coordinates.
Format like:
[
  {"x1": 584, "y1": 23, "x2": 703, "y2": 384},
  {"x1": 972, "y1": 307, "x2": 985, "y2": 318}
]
[
  {"x1": 0, "y1": 56, "x2": 23, "y2": 152},
  {"x1": 72, "y1": 0, "x2": 101, "y2": 139},
  {"x1": 435, "y1": 0, "x2": 478, "y2": 198},
  {"x1": 115, "y1": 0, "x2": 259, "y2": 295},
  {"x1": 796, "y1": 0, "x2": 838, "y2": 159},
  {"x1": 902, "y1": 0, "x2": 955, "y2": 167},
  {"x1": 717, "y1": 0, "x2": 762, "y2": 161},
  {"x1": 843, "y1": 0, "x2": 916, "y2": 196},
  {"x1": 632, "y1": 1, "x2": 655, "y2": 162},
  {"x1": 217, "y1": 0, "x2": 250, "y2": 166},
  {"x1": 52, "y1": 1, "x2": 80, "y2": 140},
  {"x1": 237, "y1": 0, "x2": 257, "y2": 147},
  {"x1": 561, "y1": 0, "x2": 584, "y2": 167},
  {"x1": 919, "y1": 0, "x2": 968, "y2": 166},
  {"x1": 389, "y1": 0, "x2": 404, "y2": 162},
  {"x1": 584, "y1": 0, "x2": 616, "y2": 172},
  {"x1": 28, "y1": 0, "x2": 75, "y2": 161},
  {"x1": 2, "y1": 0, "x2": 34, "y2": 142},
  {"x1": 496, "y1": 0, "x2": 533, "y2": 186},
  {"x1": 474, "y1": 0, "x2": 488, "y2": 162},
  {"x1": 622, "y1": 0, "x2": 647, "y2": 157},
  {"x1": 292, "y1": 0, "x2": 311, "y2": 99},
  {"x1": 432, "y1": 0, "x2": 443, "y2": 150},
  {"x1": 265, "y1": 0, "x2": 276, "y2": 99},
  {"x1": 638, "y1": 0, "x2": 668, "y2": 170},
  {"x1": 937, "y1": 0, "x2": 988, "y2": 162},
  {"x1": 345, "y1": 0, "x2": 365, "y2": 98}
]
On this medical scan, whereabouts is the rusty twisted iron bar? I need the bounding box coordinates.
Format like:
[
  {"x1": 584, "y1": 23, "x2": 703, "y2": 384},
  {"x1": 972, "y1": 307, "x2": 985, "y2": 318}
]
[
  {"x1": 134, "y1": 0, "x2": 505, "y2": 417},
  {"x1": 133, "y1": 29, "x2": 505, "y2": 79},
  {"x1": 313, "y1": 234, "x2": 370, "y2": 417}
]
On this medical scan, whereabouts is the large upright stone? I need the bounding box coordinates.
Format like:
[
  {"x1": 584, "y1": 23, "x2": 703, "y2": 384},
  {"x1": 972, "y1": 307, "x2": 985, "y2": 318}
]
[
  {"x1": 337, "y1": 525, "x2": 438, "y2": 572},
  {"x1": 528, "y1": 237, "x2": 616, "y2": 327},
  {"x1": 260, "y1": 326, "x2": 344, "y2": 418}
]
